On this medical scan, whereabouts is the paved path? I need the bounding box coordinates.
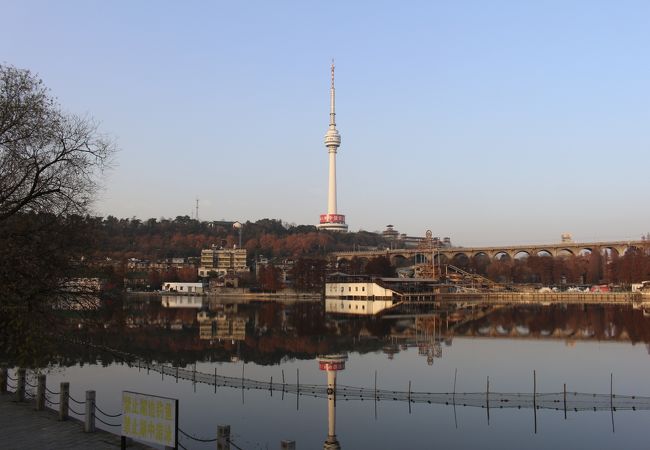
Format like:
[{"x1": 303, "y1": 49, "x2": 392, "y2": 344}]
[{"x1": 0, "y1": 393, "x2": 151, "y2": 449}]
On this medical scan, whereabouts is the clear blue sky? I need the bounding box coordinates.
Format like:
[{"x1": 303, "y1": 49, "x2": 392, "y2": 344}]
[{"x1": 2, "y1": 1, "x2": 648, "y2": 245}]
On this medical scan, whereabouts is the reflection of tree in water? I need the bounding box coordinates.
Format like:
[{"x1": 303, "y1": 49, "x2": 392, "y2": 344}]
[{"x1": 14, "y1": 298, "x2": 650, "y2": 369}]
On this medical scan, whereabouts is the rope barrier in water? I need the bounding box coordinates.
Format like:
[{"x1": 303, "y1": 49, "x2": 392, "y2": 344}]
[{"x1": 45, "y1": 386, "x2": 60, "y2": 395}]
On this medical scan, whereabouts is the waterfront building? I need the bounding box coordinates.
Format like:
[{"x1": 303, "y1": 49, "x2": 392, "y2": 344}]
[
  {"x1": 161, "y1": 282, "x2": 207, "y2": 294},
  {"x1": 198, "y1": 245, "x2": 248, "y2": 277},
  {"x1": 318, "y1": 62, "x2": 348, "y2": 232},
  {"x1": 325, "y1": 273, "x2": 446, "y2": 315}
]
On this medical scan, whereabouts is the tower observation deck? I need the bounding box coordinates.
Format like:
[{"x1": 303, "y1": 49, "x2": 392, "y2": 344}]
[{"x1": 318, "y1": 61, "x2": 348, "y2": 232}]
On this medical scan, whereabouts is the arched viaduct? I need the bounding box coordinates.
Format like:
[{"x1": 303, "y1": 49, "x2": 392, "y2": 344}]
[{"x1": 332, "y1": 240, "x2": 650, "y2": 266}]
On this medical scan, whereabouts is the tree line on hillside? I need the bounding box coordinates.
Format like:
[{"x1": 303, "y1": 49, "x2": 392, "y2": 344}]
[{"x1": 84, "y1": 216, "x2": 389, "y2": 260}]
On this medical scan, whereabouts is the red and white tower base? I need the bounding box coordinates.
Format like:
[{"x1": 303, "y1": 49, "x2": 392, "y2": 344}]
[
  {"x1": 318, "y1": 354, "x2": 347, "y2": 450},
  {"x1": 318, "y1": 62, "x2": 348, "y2": 232}
]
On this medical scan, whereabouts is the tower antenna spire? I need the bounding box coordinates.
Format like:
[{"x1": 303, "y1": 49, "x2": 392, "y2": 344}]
[{"x1": 329, "y1": 59, "x2": 336, "y2": 127}]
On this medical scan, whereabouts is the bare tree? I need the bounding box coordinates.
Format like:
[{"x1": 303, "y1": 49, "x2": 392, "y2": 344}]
[
  {"x1": 0, "y1": 64, "x2": 115, "y2": 221},
  {"x1": 0, "y1": 64, "x2": 116, "y2": 366}
]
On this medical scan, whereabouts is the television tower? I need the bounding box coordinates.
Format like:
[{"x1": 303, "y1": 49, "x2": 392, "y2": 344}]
[
  {"x1": 318, "y1": 355, "x2": 347, "y2": 450},
  {"x1": 318, "y1": 61, "x2": 348, "y2": 232}
]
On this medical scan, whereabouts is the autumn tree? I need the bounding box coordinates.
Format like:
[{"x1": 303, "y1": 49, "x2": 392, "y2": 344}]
[
  {"x1": 291, "y1": 258, "x2": 328, "y2": 292},
  {"x1": 364, "y1": 256, "x2": 396, "y2": 277},
  {"x1": 257, "y1": 264, "x2": 283, "y2": 291}
]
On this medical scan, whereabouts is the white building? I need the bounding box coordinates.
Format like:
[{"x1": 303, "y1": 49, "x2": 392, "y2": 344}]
[
  {"x1": 161, "y1": 282, "x2": 206, "y2": 294},
  {"x1": 325, "y1": 280, "x2": 399, "y2": 315}
]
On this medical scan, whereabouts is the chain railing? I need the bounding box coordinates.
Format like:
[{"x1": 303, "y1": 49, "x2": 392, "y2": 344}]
[
  {"x1": 3, "y1": 365, "x2": 647, "y2": 449},
  {"x1": 95, "y1": 404, "x2": 121, "y2": 418},
  {"x1": 178, "y1": 427, "x2": 218, "y2": 443}
]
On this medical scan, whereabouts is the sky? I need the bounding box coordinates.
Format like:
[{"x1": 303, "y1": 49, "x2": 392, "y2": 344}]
[{"x1": 2, "y1": 0, "x2": 649, "y2": 246}]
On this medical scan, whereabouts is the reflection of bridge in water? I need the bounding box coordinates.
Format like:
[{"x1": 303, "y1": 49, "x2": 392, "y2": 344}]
[{"x1": 135, "y1": 361, "x2": 650, "y2": 413}]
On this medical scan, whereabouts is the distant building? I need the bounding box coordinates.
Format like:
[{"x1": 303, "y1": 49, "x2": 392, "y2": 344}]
[
  {"x1": 162, "y1": 282, "x2": 207, "y2": 294},
  {"x1": 382, "y1": 225, "x2": 452, "y2": 248},
  {"x1": 382, "y1": 225, "x2": 399, "y2": 240},
  {"x1": 561, "y1": 233, "x2": 573, "y2": 243},
  {"x1": 198, "y1": 245, "x2": 248, "y2": 277},
  {"x1": 255, "y1": 255, "x2": 294, "y2": 283}
]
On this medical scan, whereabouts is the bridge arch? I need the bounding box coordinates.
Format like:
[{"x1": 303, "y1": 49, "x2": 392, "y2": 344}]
[
  {"x1": 434, "y1": 252, "x2": 449, "y2": 265},
  {"x1": 557, "y1": 248, "x2": 575, "y2": 258},
  {"x1": 414, "y1": 253, "x2": 428, "y2": 264},
  {"x1": 624, "y1": 246, "x2": 642, "y2": 256},
  {"x1": 513, "y1": 250, "x2": 530, "y2": 260},
  {"x1": 472, "y1": 252, "x2": 491, "y2": 264},
  {"x1": 337, "y1": 257, "x2": 351, "y2": 271},
  {"x1": 536, "y1": 249, "x2": 553, "y2": 257},
  {"x1": 451, "y1": 252, "x2": 470, "y2": 269},
  {"x1": 493, "y1": 251, "x2": 512, "y2": 262},
  {"x1": 390, "y1": 254, "x2": 410, "y2": 267}
]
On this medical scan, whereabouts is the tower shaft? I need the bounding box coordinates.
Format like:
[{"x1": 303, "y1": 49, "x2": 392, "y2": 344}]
[{"x1": 328, "y1": 151, "x2": 337, "y2": 215}]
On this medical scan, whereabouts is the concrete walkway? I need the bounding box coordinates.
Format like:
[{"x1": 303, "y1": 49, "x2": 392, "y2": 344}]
[{"x1": 0, "y1": 393, "x2": 151, "y2": 449}]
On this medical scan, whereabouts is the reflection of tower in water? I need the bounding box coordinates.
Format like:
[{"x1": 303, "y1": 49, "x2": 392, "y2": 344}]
[{"x1": 318, "y1": 355, "x2": 347, "y2": 450}]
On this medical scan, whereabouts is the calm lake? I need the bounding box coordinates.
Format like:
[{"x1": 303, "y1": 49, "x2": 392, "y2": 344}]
[{"x1": 31, "y1": 296, "x2": 650, "y2": 449}]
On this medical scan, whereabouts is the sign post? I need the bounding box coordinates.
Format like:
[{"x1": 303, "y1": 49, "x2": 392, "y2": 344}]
[{"x1": 121, "y1": 391, "x2": 178, "y2": 449}]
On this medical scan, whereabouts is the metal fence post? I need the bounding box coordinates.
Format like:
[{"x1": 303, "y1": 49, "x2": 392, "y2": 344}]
[
  {"x1": 0, "y1": 366, "x2": 7, "y2": 394},
  {"x1": 281, "y1": 440, "x2": 296, "y2": 449},
  {"x1": 36, "y1": 374, "x2": 46, "y2": 410},
  {"x1": 217, "y1": 424, "x2": 231, "y2": 450},
  {"x1": 84, "y1": 390, "x2": 96, "y2": 432},
  {"x1": 15, "y1": 368, "x2": 26, "y2": 402},
  {"x1": 59, "y1": 382, "x2": 69, "y2": 421}
]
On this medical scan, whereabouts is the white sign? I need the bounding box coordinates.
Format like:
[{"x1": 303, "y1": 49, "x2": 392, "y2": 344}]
[{"x1": 122, "y1": 391, "x2": 177, "y2": 448}]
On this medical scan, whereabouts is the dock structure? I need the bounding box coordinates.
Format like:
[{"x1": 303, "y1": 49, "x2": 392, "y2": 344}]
[
  {"x1": 0, "y1": 393, "x2": 151, "y2": 449},
  {"x1": 438, "y1": 291, "x2": 644, "y2": 304},
  {"x1": 325, "y1": 273, "x2": 648, "y2": 316}
]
